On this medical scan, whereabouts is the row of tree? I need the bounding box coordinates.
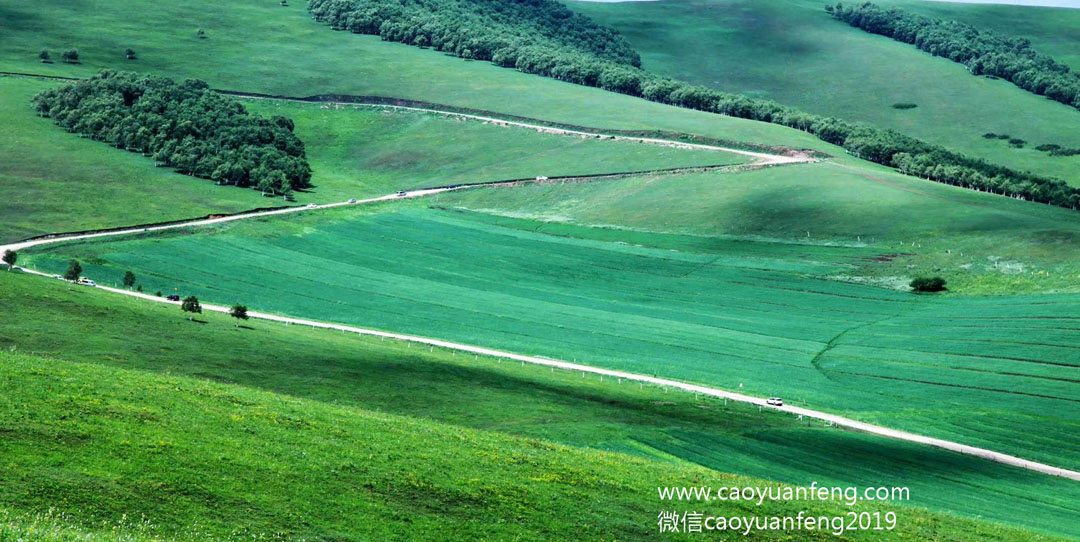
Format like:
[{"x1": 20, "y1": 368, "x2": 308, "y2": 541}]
[
  {"x1": 307, "y1": 0, "x2": 1079, "y2": 209},
  {"x1": 828, "y1": 2, "x2": 1080, "y2": 111},
  {"x1": 308, "y1": 0, "x2": 641, "y2": 68},
  {"x1": 32, "y1": 71, "x2": 311, "y2": 197}
]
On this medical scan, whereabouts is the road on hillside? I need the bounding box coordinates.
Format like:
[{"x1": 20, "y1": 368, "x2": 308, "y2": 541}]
[{"x1": 6, "y1": 245, "x2": 1080, "y2": 483}]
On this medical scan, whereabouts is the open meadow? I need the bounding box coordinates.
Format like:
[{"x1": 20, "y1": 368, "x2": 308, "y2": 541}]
[
  {"x1": 3, "y1": 271, "x2": 1079, "y2": 539},
  {"x1": 568, "y1": 0, "x2": 1080, "y2": 183},
  {"x1": 20, "y1": 199, "x2": 1080, "y2": 475}
]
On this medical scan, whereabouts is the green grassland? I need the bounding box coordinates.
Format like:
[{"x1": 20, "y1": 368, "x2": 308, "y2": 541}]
[
  {"x1": 445, "y1": 161, "x2": 1080, "y2": 294},
  {"x1": 0, "y1": 76, "x2": 270, "y2": 244},
  {"x1": 3, "y1": 272, "x2": 1080, "y2": 539},
  {"x1": 876, "y1": 0, "x2": 1080, "y2": 71},
  {"x1": 20, "y1": 197, "x2": 1080, "y2": 474},
  {"x1": 0, "y1": 0, "x2": 834, "y2": 155},
  {"x1": 241, "y1": 98, "x2": 743, "y2": 201},
  {"x1": 567, "y1": 0, "x2": 1080, "y2": 183},
  {"x1": 0, "y1": 74, "x2": 739, "y2": 243}
]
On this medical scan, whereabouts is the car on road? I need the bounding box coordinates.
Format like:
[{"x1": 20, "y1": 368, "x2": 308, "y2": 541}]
[
  {"x1": 306, "y1": 203, "x2": 317, "y2": 209},
  {"x1": 348, "y1": 198, "x2": 357, "y2": 203},
  {"x1": 54, "y1": 274, "x2": 63, "y2": 280},
  {"x1": 766, "y1": 397, "x2": 783, "y2": 407},
  {"x1": 395, "y1": 191, "x2": 408, "y2": 197},
  {"x1": 76, "y1": 277, "x2": 96, "y2": 287},
  {"x1": 166, "y1": 294, "x2": 181, "y2": 301}
]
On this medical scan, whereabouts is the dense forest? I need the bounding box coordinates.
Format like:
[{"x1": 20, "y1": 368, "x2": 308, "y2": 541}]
[
  {"x1": 308, "y1": 0, "x2": 1080, "y2": 209},
  {"x1": 829, "y1": 2, "x2": 1080, "y2": 111},
  {"x1": 308, "y1": 0, "x2": 641, "y2": 68},
  {"x1": 33, "y1": 71, "x2": 311, "y2": 196}
]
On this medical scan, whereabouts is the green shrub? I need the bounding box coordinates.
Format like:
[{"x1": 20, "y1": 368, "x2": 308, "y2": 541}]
[{"x1": 910, "y1": 276, "x2": 947, "y2": 293}]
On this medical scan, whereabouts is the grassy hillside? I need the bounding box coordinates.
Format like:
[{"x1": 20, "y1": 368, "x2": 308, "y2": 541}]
[
  {"x1": 0, "y1": 0, "x2": 833, "y2": 155},
  {"x1": 0, "y1": 76, "x2": 270, "y2": 244},
  {"x1": 0, "y1": 75, "x2": 739, "y2": 243},
  {"x1": 877, "y1": 0, "x2": 1080, "y2": 71},
  {"x1": 20, "y1": 198, "x2": 1080, "y2": 474},
  {"x1": 567, "y1": 0, "x2": 1080, "y2": 183},
  {"x1": 444, "y1": 161, "x2": 1080, "y2": 294},
  {"x1": 241, "y1": 98, "x2": 743, "y2": 201},
  {"x1": 3, "y1": 272, "x2": 1079, "y2": 539}
]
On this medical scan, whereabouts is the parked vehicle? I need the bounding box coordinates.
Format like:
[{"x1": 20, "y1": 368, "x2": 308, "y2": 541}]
[
  {"x1": 535, "y1": 176, "x2": 548, "y2": 181},
  {"x1": 166, "y1": 294, "x2": 181, "y2": 301},
  {"x1": 77, "y1": 277, "x2": 96, "y2": 286},
  {"x1": 395, "y1": 191, "x2": 407, "y2": 197},
  {"x1": 307, "y1": 203, "x2": 317, "y2": 209},
  {"x1": 54, "y1": 274, "x2": 63, "y2": 280},
  {"x1": 766, "y1": 397, "x2": 783, "y2": 407},
  {"x1": 348, "y1": 198, "x2": 357, "y2": 203}
]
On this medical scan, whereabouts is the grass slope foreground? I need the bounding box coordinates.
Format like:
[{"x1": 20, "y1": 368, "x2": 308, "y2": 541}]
[{"x1": 0, "y1": 273, "x2": 1075, "y2": 541}]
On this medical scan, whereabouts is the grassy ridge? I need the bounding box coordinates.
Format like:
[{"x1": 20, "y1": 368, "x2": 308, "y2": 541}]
[
  {"x1": 0, "y1": 0, "x2": 833, "y2": 154},
  {"x1": 20, "y1": 202, "x2": 1080, "y2": 474},
  {"x1": 241, "y1": 98, "x2": 742, "y2": 201},
  {"x1": 0, "y1": 77, "x2": 269, "y2": 244},
  {"x1": 443, "y1": 161, "x2": 1080, "y2": 294},
  {"x1": 567, "y1": 0, "x2": 1080, "y2": 183},
  {"x1": 0, "y1": 75, "x2": 739, "y2": 243},
  {"x1": 3, "y1": 272, "x2": 1079, "y2": 538}
]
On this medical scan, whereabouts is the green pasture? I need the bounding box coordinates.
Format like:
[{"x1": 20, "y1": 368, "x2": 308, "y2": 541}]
[
  {"x1": 0, "y1": 75, "x2": 739, "y2": 243},
  {"x1": 241, "y1": 98, "x2": 742, "y2": 201},
  {"x1": 21, "y1": 202, "x2": 1080, "y2": 474},
  {"x1": 3, "y1": 272, "x2": 1079, "y2": 539},
  {"x1": 0, "y1": 0, "x2": 834, "y2": 155},
  {"x1": 444, "y1": 161, "x2": 1080, "y2": 294},
  {"x1": 876, "y1": 0, "x2": 1080, "y2": 71},
  {"x1": 567, "y1": 0, "x2": 1080, "y2": 183},
  {"x1": 0, "y1": 76, "x2": 270, "y2": 244}
]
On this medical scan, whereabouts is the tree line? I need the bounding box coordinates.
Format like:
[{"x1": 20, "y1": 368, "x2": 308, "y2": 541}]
[
  {"x1": 308, "y1": 0, "x2": 641, "y2": 68},
  {"x1": 828, "y1": 2, "x2": 1080, "y2": 112},
  {"x1": 32, "y1": 70, "x2": 312, "y2": 197},
  {"x1": 308, "y1": 0, "x2": 1079, "y2": 209}
]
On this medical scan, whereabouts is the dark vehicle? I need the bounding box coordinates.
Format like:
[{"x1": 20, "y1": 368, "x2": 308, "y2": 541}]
[{"x1": 167, "y1": 294, "x2": 181, "y2": 301}]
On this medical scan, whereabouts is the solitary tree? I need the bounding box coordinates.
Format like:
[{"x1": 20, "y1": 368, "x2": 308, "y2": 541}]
[
  {"x1": 181, "y1": 295, "x2": 202, "y2": 320},
  {"x1": 61, "y1": 49, "x2": 79, "y2": 63},
  {"x1": 123, "y1": 270, "x2": 137, "y2": 289},
  {"x1": 39, "y1": 50, "x2": 50, "y2": 63},
  {"x1": 229, "y1": 304, "x2": 249, "y2": 327},
  {"x1": 63, "y1": 259, "x2": 82, "y2": 282},
  {"x1": 910, "y1": 276, "x2": 947, "y2": 293},
  {"x1": 125, "y1": 48, "x2": 136, "y2": 60},
  {"x1": 1, "y1": 250, "x2": 16, "y2": 270}
]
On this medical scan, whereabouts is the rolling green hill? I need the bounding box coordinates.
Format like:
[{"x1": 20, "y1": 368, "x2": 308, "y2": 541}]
[
  {"x1": 567, "y1": 0, "x2": 1080, "y2": 183},
  {"x1": 20, "y1": 196, "x2": 1080, "y2": 475},
  {"x1": 0, "y1": 75, "x2": 739, "y2": 244},
  {"x1": 2, "y1": 271, "x2": 1079, "y2": 539}
]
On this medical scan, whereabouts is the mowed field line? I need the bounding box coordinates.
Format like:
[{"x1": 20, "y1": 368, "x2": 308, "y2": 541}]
[{"x1": 6, "y1": 255, "x2": 1080, "y2": 482}]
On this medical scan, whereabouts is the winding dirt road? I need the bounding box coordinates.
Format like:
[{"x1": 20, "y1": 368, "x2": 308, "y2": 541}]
[{"x1": 6, "y1": 215, "x2": 1080, "y2": 482}]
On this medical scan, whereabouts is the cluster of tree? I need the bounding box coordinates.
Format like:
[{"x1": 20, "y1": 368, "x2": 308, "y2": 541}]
[
  {"x1": 307, "y1": 0, "x2": 1080, "y2": 209},
  {"x1": 828, "y1": 2, "x2": 1080, "y2": 111},
  {"x1": 32, "y1": 70, "x2": 311, "y2": 197},
  {"x1": 1036, "y1": 143, "x2": 1080, "y2": 157},
  {"x1": 910, "y1": 276, "x2": 946, "y2": 293},
  {"x1": 308, "y1": 0, "x2": 641, "y2": 68}
]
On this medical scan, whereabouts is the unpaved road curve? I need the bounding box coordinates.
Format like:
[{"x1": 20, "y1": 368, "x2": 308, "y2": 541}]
[
  {"x1": 7, "y1": 257, "x2": 1080, "y2": 482},
  {"x1": 236, "y1": 95, "x2": 813, "y2": 166}
]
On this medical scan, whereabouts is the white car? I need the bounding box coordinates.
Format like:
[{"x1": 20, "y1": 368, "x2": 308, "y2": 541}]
[
  {"x1": 766, "y1": 397, "x2": 783, "y2": 407},
  {"x1": 395, "y1": 191, "x2": 407, "y2": 197},
  {"x1": 307, "y1": 203, "x2": 317, "y2": 208},
  {"x1": 77, "y1": 277, "x2": 96, "y2": 287},
  {"x1": 348, "y1": 198, "x2": 357, "y2": 203}
]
